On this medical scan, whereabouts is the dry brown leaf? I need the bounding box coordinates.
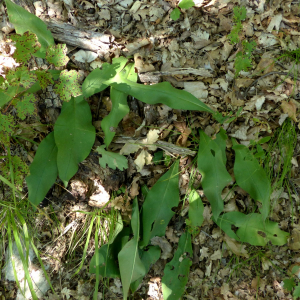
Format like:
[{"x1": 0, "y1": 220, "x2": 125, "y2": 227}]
[
  {"x1": 281, "y1": 100, "x2": 297, "y2": 122},
  {"x1": 224, "y1": 234, "x2": 249, "y2": 258},
  {"x1": 173, "y1": 121, "x2": 192, "y2": 147},
  {"x1": 129, "y1": 176, "x2": 140, "y2": 197}
]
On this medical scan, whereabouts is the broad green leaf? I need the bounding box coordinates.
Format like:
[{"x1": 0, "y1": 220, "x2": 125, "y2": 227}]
[
  {"x1": 140, "y1": 160, "x2": 180, "y2": 247},
  {"x1": 5, "y1": 0, "x2": 54, "y2": 57},
  {"x1": 118, "y1": 198, "x2": 146, "y2": 300},
  {"x1": 235, "y1": 53, "x2": 252, "y2": 75},
  {"x1": 82, "y1": 56, "x2": 128, "y2": 98},
  {"x1": 188, "y1": 189, "x2": 204, "y2": 228},
  {"x1": 11, "y1": 32, "x2": 40, "y2": 63},
  {"x1": 26, "y1": 132, "x2": 58, "y2": 206},
  {"x1": 96, "y1": 145, "x2": 128, "y2": 170},
  {"x1": 102, "y1": 64, "x2": 136, "y2": 147},
  {"x1": 54, "y1": 70, "x2": 81, "y2": 102},
  {"x1": 232, "y1": 141, "x2": 271, "y2": 220},
  {"x1": 197, "y1": 130, "x2": 231, "y2": 220},
  {"x1": 54, "y1": 95, "x2": 95, "y2": 184},
  {"x1": 170, "y1": 8, "x2": 181, "y2": 21},
  {"x1": 46, "y1": 44, "x2": 69, "y2": 67},
  {"x1": 216, "y1": 212, "x2": 289, "y2": 246},
  {"x1": 179, "y1": 0, "x2": 195, "y2": 9},
  {"x1": 162, "y1": 232, "x2": 192, "y2": 300},
  {"x1": 89, "y1": 227, "x2": 130, "y2": 278},
  {"x1": 130, "y1": 246, "x2": 161, "y2": 292}
]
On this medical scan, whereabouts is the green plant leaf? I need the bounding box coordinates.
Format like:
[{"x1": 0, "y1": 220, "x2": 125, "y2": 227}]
[
  {"x1": 233, "y1": 6, "x2": 247, "y2": 23},
  {"x1": 82, "y1": 56, "x2": 128, "y2": 98},
  {"x1": 7, "y1": 66, "x2": 37, "y2": 89},
  {"x1": 197, "y1": 130, "x2": 231, "y2": 220},
  {"x1": 109, "y1": 70, "x2": 215, "y2": 115},
  {"x1": 178, "y1": 0, "x2": 195, "y2": 9},
  {"x1": 170, "y1": 8, "x2": 181, "y2": 21},
  {"x1": 283, "y1": 278, "x2": 295, "y2": 292},
  {"x1": 15, "y1": 93, "x2": 36, "y2": 120},
  {"x1": 11, "y1": 32, "x2": 40, "y2": 63},
  {"x1": 140, "y1": 160, "x2": 180, "y2": 247},
  {"x1": 162, "y1": 232, "x2": 192, "y2": 300},
  {"x1": 188, "y1": 189, "x2": 204, "y2": 228},
  {"x1": 54, "y1": 95, "x2": 95, "y2": 184},
  {"x1": 26, "y1": 132, "x2": 58, "y2": 207},
  {"x1": 118, "y1": 198, "x2": 146, "y2": 300},
  {"x1": 46, "y1": 44, "x2": 70, "y2": 67},
  {"x1": 232, "y1": 141, "x2": 271, "y2": 220},
  {"x1": 216, "y1": 212, "x2": 289, "y2": 246},
  {"x1": 54, "y1": 70, "x2": 81, "y2": 102},
  {"x1": 89, "y1": 227, "x2": 131, "y2": 278},
  {"x1": 235, "y1": 52, "x2": 252, "y2": 75},
  {"x1": 5, "y1": 0, "x2": 54, "y2": 58},
  {"x1": 294, "y1": 285, "x2": 300, "y2": 299},
  {"x1": 101, "y1": 63, "x2": 136, "y2": 147},
  {"x1": 130, "y1": 246, "x2": 161, "y2": 292},
  {"x1": 96, "y1": 145, "x2": 128, "y2": 170}
]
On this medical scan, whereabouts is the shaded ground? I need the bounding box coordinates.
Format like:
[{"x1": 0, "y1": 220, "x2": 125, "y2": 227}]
[{"x1": 1, "y1": 0, "x2": 300, "y2": 299}]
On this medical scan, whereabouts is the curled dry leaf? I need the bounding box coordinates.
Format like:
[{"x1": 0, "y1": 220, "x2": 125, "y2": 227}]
[
  {"x1": 281, "y1": 100, "x2": 297, "y2": 122},
  {"x1": 130, "y1": 176, "x2": 140, "y2": 197},
  {"x1": 224, "y1": 234, "x2": 249, "y2": 258},
  {"x1": 173, "y1": 121, "x2": 192, "y2": 147}
]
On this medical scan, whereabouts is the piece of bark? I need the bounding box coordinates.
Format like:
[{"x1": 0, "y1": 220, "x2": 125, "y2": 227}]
[{"x1": 44, "y1": 20, "x2": 113, "y2": 54}]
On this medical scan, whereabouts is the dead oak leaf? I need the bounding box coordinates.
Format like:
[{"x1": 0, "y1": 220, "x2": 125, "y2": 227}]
[{"x1": 281, "y1": 100, "x2": 297, "y2": 122}]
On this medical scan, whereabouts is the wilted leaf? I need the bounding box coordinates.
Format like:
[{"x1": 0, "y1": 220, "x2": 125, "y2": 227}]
[
  {"x1": 281, "y1": 101, "x2": 297, "y2": 122},
  {"x1": 216, "y1": 212, "x2": 289, "y2": 246},
  {"x1": 96, "y1": 145, "x2": 128, "y2": 170},
  {"x1": 140, "y1": 160, "x2": 179, "y2": 247},
  {"x1": 162, "y1": 232, "x2": 193, "y2": 300}
]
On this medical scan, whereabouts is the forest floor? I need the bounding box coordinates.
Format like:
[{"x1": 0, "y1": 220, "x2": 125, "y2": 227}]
[{"x1": 1, "y1": 0, "x2": 300, "y2": 299}]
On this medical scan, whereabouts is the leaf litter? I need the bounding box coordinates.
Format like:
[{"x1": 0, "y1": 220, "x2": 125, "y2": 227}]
[{"x1": 1, "y1": 0, "x2": 300, "y2": 299}]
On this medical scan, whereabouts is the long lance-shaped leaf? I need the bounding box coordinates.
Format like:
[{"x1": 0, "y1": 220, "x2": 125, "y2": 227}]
[
  {"x1": 26, "y1": 132, "x2": 58, "y2": 207},
  {"x1": 109, "y1": 70, "x2": 216, "y2": 115},
  {"x1": 118, "y1": 198, "x2": 146, "y2": 300},
  {"x1": 162, "y1": 232, "x2": 193, "y2": 300},
  {"x1": 102, "y1": 64, "x2": 136, "y2": 147},
  {"x1": 82, "y1": 57, "x2": 128, "y2": 98},
  {"x1": 232, "y1": 140, "x2": 271, "y2": 220},
  {"x1": 130, "y1": 246, "x2": 161, "y2": 293},
  {"x1": 197, "y1": 129, "x2": 231, "y2": 220},
  {"x1": 216, "y1": 212, "x2": 289, "y2": 246},
  {"x1": 140, "y1": 160, "x2": 180, "y2": 248},
  {"x1": 5, "y1": 0, "x2": 54, "y2": 57},
  {"x1": 54, "y1": 95, "x2": 95, "y2": 185},
  {"x1": 82, "y1": 58, "x2": 225, "y2": 123}
]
